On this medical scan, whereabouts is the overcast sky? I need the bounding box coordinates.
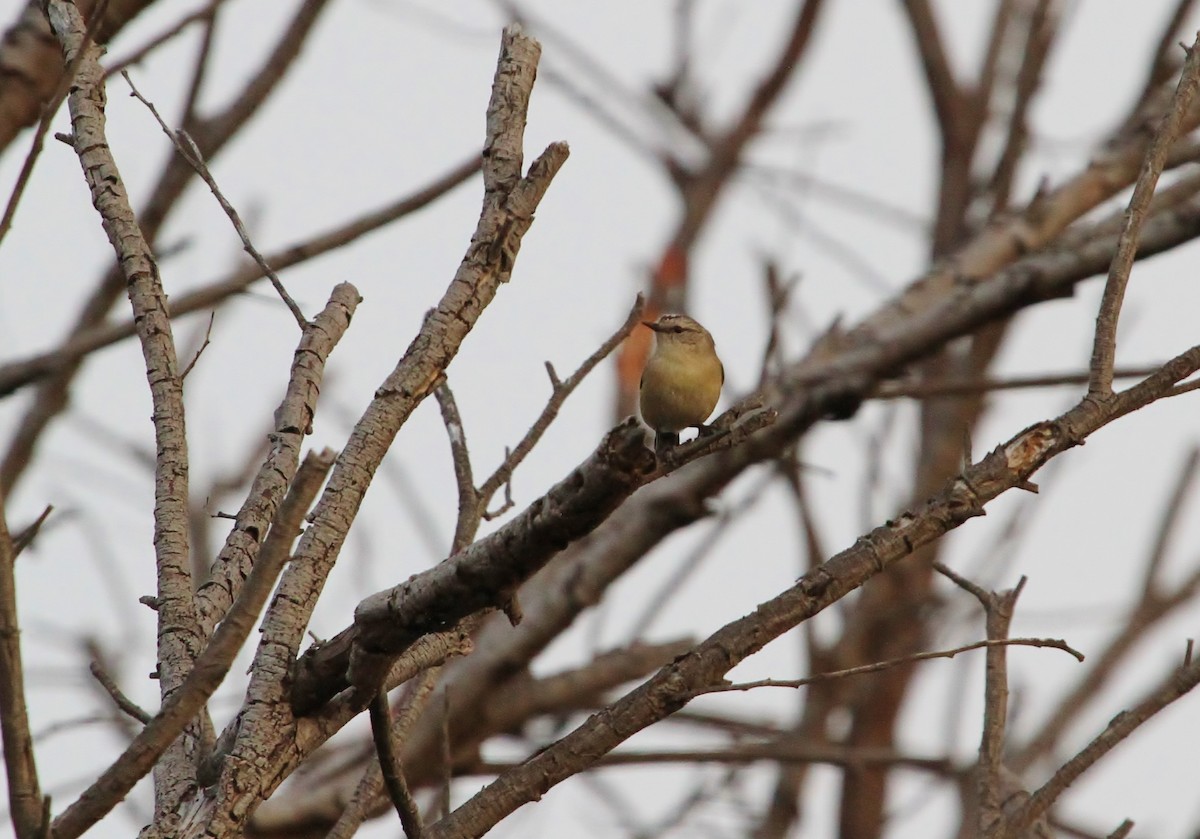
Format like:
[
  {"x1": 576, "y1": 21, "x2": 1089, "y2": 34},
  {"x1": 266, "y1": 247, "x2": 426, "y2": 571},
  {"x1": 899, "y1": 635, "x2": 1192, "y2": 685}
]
[{"x1": 3, "y1": 2, "x2": 1200, "y2": 836}]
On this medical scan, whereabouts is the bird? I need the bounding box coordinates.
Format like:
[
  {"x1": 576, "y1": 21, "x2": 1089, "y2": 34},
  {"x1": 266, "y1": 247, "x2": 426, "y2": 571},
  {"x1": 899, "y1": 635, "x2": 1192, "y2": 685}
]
[{"x1": 639, "y1": 314, "x2": 724, "y2": 459}]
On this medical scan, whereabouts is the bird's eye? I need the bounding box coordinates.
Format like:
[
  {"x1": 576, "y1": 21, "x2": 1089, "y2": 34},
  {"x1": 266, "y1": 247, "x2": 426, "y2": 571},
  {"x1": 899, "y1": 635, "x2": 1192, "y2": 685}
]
[{"x1": 672, "y1": 326, "x2": 683, "y2": 334}]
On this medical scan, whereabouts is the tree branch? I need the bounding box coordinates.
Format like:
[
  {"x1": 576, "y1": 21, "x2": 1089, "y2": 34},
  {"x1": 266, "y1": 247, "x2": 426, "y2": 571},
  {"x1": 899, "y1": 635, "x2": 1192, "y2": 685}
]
[
  {"x1": 0, "y1": 487, "x2": 44, "y2": 838},
  {"x1": 193, "y1": 27, "x2": 569, "y2": 835},
  {"x1": 193, "y1": 283, "x2": 360, "y2": 638},
  {"x1": 50, "y1": 449, "x2": 335, "y2": 839},
  {"x1": 990, "y1": 650, "x2": 1200, "y2": 839},
  {"x1": 1089, "y1": 31, "x2": 1200, "y2": 396},
  {"x1": 0, "y1": 154, "x2": 480, "y2": 399},
  {"x1": 423, "y1": 337, "x2": 1200, "y2": 839},
  {"x1": 44, "y1": 0, "x2": 200, "y2": 806}
]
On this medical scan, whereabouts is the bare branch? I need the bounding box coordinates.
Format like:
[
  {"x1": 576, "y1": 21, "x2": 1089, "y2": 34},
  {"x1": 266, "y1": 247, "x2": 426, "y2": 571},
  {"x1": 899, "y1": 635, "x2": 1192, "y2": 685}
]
[
  {"x1": 423, "y1": 337, "x2": 1200, "y2": 839},
  {"x1": 477, "y1": 293, "x2": 646, "y2": 505},
  {"x1": 991, "y1": 652, "x2": 1200, "y2": 839},
  {"x1": 292, "y1": 396, "x2": 772, "y2": 718},
  {"x1": 44, "y1": 0, "x2": 200, "y2": 806},
  {"x1": 194, "y1": 28, "x2": 568, "y2": 835},
  {"x1": 935, "y1": 563, "x2": 1029, "y2": 835},
  {"x1": 876, "y1": 365, "x2": 1167, "y2": 399},
  {"x1": 1089, "y1": 32, "x2": 1200, "y2": 396},
  {"x1": 369, "y1": 689, "x2": 424, "y2": 839},
  {"x1": 296, "y1": 419, "x2": 656, "y2": 713},
  {"x1": 0, "y1": 488, "x2": 45, "y2": 838},
  {"x1": 699, "y1": 637, "x2": 1080, "y2": 695},
  {"x1": 434, "y1": 380, "x2": 479, "y2": 554},
  {"x1": 102, "y1": 0, "x2": 226, "y2": 79},
  {"x1": 50, "y1": 448, "x2": 336, "y2": 839},
  {"x1": 195, "y1": 283, "x2": 360, "y2": 638},
  {"x1": 88, "y1": 661, "x2": 152, "y2": 726},
  {"x1": 0, "y1": 154, "x2": 480, "y2": 399},
  {"x1": 123, "y1": 72, "x2": 308, "y2": 329}
]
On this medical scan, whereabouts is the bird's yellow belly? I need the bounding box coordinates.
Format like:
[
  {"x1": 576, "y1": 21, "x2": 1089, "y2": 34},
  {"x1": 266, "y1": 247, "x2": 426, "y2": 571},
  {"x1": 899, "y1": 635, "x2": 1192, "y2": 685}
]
[{"x1": 639, "y1": 355, "x2": 722, "y2": 432}]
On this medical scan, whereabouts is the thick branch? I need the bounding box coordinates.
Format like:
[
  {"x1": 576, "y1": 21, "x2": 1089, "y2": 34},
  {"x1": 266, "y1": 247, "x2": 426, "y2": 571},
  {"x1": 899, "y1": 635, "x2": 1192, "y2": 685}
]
[
  {"x1": 44, "y1": 0, "x2": 199, "y2": 806},
  {"x1": 424, "y1": 341, "x2": 1200, "y2": 839},
  {"x1": 292, "y1": 419, "x2": 656, "y2": 714},
  {"x1": 193, "y1": 27, "x2": 568, "y2": 835},
  {"x1": 194, "y1": 283, "x2": 360, "y2": 637},
  {"x1": 50, "y1": 449, "x2": 336, "y2": 839}
]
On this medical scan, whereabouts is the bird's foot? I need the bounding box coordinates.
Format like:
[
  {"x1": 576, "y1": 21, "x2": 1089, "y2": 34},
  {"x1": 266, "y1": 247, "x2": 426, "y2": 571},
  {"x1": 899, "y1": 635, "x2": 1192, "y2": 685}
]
[{"x1": 654, "y1": 431, "x2": 680, "y2": 463}]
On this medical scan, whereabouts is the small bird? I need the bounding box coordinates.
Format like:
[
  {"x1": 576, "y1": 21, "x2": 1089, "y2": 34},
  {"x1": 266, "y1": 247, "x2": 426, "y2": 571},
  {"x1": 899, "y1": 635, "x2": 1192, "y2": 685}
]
[{"x1": 639, "y1": 314, "x2": 724, "y2": 459}]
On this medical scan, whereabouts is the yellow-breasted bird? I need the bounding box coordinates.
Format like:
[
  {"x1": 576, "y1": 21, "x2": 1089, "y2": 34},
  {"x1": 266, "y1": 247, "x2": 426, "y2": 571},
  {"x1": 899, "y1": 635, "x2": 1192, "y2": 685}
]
[{"x1": 639, "y1": 314, "x2": 724, "y2": 458}]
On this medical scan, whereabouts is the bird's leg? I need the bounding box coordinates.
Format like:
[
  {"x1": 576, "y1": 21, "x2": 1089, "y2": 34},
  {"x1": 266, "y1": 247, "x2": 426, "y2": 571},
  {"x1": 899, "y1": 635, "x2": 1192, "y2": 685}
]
[{"x1": 654, "y1": 430, "x2": 680, "y2": 460}]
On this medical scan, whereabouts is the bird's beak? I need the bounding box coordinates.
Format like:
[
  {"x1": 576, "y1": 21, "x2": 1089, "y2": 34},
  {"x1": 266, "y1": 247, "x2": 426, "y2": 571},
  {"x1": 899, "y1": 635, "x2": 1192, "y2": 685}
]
[{"x1": 642, "y1": 320, "x2": 662, "y2": 332}]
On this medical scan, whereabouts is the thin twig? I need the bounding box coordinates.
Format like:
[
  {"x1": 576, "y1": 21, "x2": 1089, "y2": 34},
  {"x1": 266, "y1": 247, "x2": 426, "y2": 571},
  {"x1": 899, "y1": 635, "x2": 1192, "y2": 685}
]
[
  {"x1": 0, "y1": 154, "x2": 480, "y2": 399},
  {"x1": 983, "y1": 1, "x2": 1059, "y2": 215},
  {"x1": 1141, "y1": 445, "x2": 1199, "y2": 593},
  {"x1": 477, "y1": 293, "x2": 646, "y2": 506},
  {"x1": 10, "y1": 506, "x2": 53, "y2": 558},
  {"x1": 876, "y1": 365, "x2": 1166, "y2": 399},
  {"x1": 434, "y1": 380, "x2": 479, "y2": 553},
  {"x1": 757, "y1": 259, "x2": 800, "y2": 387},
  {"x1": 1106, "y1": 819, "x2": 1135, "y2": 839},
  {"x1": 88, "y1": 661, "x2": 152, "y2": 725},
  {"x1": 699, "y1": 637, "x2": 1080, "y2": 695},
  {"x1": 179, "y1": 312, "x2": 216, "y2": 381},
  {"x1": 1130, "y1": 0, "x2": 1198, "y2": 117},
  {"x1": 102, "y1": 0, "x2": 225, "y2": 79},
  {"x1": 322, "y1": 668, "x2": 441, "y2": 839},
  {"x1": 472, "y1": 743, "x2": 952, "y2": 774},
  {"x1": 481, "y1": 448, "x2": 514, "y2": 521},
  {"x1": 368, "y1": 689, "x2": 424, "y2": 839},
  {"x1": 0, "y1": 488, "x2": 46, "y2": 838},
  {"x1": 176, "y1": 0, "x2": 218, "y2": 126},
  {"x1": 123, "y1": 72, "x2": 308, "y2": 329},
  {"x1": 1089, "y1": 32, "x2": 1200, "y2": 396},
  {"x1": 935, "y1": 562, "x2": 1028, "y2": 835},
  {"x1": 1166, "y1": 376, "x2": 1200, "y2": 397}
]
